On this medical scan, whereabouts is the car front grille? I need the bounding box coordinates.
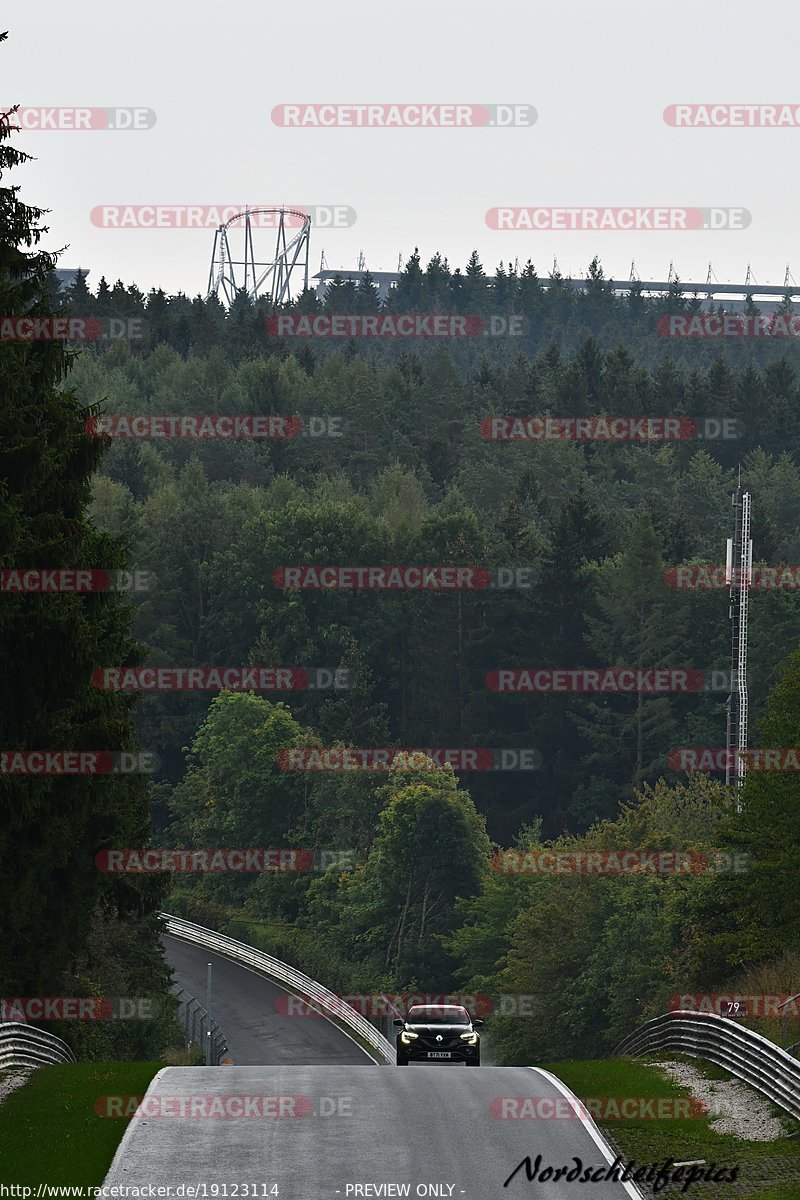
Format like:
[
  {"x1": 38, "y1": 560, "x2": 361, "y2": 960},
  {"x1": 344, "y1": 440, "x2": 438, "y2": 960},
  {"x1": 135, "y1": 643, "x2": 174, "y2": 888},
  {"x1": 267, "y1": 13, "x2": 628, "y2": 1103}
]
[{"x1": 415, "y1": 1034, "x2": 465, "y2": 1050}]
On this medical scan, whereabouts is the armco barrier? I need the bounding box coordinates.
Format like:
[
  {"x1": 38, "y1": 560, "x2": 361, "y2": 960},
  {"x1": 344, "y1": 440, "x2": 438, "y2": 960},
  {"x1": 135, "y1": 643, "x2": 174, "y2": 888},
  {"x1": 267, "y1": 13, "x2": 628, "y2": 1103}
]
[
  {"x1": 160, "y1": 913, "x2": 395, "y2": 1064},
  {"x1": 615, "y1": 1009, "x2": 800, "y2": 1121},
  {"x1": 173, "y1": 986, "x2": 228, "y2": 1065},
  {"x1": 0, "y1": 1022, "x2": 76, "y2": 1070}
]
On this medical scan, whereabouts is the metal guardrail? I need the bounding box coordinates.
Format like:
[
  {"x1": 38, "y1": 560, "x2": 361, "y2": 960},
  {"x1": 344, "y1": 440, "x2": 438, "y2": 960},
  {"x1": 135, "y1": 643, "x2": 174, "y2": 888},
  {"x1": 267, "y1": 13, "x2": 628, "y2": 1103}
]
[
  {"x1": 0, "y1": 1022, "x2": 76, "y2": 1070},
  {"x1": 615, "y1": 1010, "x2": 800, "y2": 1122},
  {"x1": 160, "y1": 913, "x2": 395, "y2": 1064},
  {"x1": 173, "y1": 987, "x2": 228, "y2": 1065}
]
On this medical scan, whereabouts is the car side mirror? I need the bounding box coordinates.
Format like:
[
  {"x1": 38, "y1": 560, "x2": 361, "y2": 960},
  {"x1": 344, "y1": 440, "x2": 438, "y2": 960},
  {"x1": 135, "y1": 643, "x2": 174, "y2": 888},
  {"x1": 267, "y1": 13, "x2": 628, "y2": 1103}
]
[
  {"x1": 472, "y1": 1019, "x2": 484, "y2": 1028},
  {"x1": 393, "y1": 1018, "x2": 405, "y2": 1027}
]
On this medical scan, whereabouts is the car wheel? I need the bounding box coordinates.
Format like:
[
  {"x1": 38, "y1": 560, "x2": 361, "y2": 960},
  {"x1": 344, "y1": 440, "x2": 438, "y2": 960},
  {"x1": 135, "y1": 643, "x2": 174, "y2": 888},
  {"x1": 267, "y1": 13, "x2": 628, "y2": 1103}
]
[
  {"x1": 396, "y1": 1055, "x2": 408, "y2": 1065},
  {"x1": 466, "y1": 1057, "x2": 480, "y2": 1066}
]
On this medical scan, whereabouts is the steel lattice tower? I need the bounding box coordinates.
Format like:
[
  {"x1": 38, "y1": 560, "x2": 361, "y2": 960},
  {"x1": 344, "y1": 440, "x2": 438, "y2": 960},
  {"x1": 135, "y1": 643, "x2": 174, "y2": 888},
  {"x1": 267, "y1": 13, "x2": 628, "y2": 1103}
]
[{"x1": 725, "y1": 485, "x2": 752, "y2": 805}]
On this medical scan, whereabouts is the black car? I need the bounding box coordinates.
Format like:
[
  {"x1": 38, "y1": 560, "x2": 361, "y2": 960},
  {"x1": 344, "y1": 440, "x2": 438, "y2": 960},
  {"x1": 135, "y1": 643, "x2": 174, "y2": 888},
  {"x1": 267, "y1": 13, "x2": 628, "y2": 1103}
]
[{"x1": 394, "y1": 1003, "x2": 483, "y2": 1065}]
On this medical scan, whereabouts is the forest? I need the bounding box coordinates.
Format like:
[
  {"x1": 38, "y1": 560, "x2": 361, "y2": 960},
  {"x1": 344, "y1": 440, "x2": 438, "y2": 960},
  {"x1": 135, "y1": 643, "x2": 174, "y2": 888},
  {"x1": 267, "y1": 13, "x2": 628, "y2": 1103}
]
[{"x1": 4, "y1": 165, "x2": 800, "y2": 1060}]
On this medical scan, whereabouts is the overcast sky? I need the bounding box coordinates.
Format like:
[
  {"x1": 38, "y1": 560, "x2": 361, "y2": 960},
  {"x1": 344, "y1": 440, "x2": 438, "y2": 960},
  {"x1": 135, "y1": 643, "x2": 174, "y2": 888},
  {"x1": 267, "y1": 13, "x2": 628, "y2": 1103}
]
[{"x1": 5, "y1": 1, "x2": 800, "y2": 298}]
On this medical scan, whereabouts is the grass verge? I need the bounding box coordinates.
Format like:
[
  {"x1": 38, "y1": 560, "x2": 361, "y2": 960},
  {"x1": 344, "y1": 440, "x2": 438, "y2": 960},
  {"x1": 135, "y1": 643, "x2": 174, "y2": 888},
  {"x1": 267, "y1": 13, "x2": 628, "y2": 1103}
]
[
  {"x1": 540, "y1": 1057, "x2": 800, "y2": 1198},
  {"x1": 0, "y1": 1062, "x2": 163, "y2": 1186}
]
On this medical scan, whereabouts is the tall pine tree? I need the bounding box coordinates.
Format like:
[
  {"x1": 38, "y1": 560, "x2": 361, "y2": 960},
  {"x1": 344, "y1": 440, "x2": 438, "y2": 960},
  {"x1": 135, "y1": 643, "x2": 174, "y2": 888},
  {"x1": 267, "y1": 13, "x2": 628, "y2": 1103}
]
[{"x1": 0, "y1": 63, "x2": 173, "y2": 1049}]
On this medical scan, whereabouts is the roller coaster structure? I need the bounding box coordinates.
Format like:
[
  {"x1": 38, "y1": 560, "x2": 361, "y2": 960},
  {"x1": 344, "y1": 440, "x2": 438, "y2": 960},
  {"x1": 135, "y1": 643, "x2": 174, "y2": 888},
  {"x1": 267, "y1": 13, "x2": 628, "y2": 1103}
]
[{"x1": 206, "y1": 208, "x2": 311, "y2": 306}]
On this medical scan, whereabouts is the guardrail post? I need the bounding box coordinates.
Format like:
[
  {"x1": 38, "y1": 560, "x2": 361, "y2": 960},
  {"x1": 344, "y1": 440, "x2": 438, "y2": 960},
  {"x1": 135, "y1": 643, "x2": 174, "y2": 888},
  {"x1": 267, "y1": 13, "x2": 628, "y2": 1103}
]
[
  {"x1": 205, "y1": 962, "x2": 212, "y2": 1066},
  {"x1": 189, "y1": 998, "x2": 201, "y2": 1047}
]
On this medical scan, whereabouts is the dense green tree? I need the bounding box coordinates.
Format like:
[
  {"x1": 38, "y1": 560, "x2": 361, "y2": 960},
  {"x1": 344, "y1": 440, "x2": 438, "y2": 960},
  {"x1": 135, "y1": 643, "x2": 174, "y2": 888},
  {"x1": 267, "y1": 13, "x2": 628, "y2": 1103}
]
[
  {"x1": 687, "y1": 646, "x2": 800, "y2": 977},
  {"x1": 0, "y1": 76, "x2": 171, "y2": 1046},
  {"x1": 453, "y1": 777, "x2": 729, "y2": 1062},
  {"x1": 308, "y1": 756, "x2": 491, "y2": 990},
  {"x1": 579, "y1": 508, "x2": 692, "y2": 800},
  {"x1": 167, "y1": 692, "x2": 308, "y2": 848},
  {"x1": 389, "y1": 249, "x2": 427, "y2": 310}
]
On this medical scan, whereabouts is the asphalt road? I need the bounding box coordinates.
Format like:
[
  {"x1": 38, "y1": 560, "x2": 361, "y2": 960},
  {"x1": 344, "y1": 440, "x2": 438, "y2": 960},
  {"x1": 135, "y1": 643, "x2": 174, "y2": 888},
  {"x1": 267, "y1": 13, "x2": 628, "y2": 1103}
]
[
  {"x1": 164, "y1": 935, "x2": 373, "y2": 1066},
  {"x1": 104, "y1": 1064, "x2": 641, "y2": 1198}
]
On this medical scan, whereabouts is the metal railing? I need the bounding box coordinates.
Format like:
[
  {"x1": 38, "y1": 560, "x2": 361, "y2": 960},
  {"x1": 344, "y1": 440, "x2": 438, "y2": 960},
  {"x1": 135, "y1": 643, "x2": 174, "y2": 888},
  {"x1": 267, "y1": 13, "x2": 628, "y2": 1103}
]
[
  {"x1": 0, "y1": 1022, "x2": 76, "y2": 1071},
  {"x1": 173, "y1": 987, "x2": 228, "y2": 1065},
  {"x1": 160, "y1": 913, "x2": 395, "y2": 1064},
  {"x1": 615, "y1": 1010, "x2": 800, "y2": 1122}
]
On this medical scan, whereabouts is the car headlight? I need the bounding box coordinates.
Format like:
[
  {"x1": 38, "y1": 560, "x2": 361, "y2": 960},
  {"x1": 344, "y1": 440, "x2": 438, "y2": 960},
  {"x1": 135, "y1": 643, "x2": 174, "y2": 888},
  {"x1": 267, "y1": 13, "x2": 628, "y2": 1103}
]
[
  {"x1": 400, "y1": 1030, "x2": 418, "y2": 1045},
  {"x1": 460, "y1": 1031, "x2": 478, "y2": 1045}
]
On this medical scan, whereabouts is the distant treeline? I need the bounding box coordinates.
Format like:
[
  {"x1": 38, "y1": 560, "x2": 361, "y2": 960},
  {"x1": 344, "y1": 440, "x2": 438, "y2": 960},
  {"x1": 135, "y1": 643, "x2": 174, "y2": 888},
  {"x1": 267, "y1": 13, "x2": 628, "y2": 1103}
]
[{"x1": 55, "y1": 251, "x2": 800, "y2": 378}]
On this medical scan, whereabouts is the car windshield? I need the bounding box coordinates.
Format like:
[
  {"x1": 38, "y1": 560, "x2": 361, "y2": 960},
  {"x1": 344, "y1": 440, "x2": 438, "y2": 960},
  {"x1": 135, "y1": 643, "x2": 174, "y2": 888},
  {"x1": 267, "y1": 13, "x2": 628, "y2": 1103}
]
[{"x1": 406, "y1": 1006, "x2": 470, "y2": 1025}]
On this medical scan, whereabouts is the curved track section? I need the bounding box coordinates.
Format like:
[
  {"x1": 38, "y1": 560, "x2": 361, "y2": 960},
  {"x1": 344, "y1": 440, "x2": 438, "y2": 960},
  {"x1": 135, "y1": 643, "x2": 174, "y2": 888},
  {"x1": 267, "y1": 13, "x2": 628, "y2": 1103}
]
[{"x1": 164, "y1": 935, "x2": 373, "y2": 1067}]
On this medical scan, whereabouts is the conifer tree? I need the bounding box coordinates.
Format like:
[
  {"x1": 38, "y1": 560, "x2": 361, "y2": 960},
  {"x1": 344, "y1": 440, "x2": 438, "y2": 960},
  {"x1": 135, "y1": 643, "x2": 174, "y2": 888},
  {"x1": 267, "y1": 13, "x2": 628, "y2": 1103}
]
[{"x1": 0, "y1": 60, "x2": 172, "y2": 1034}]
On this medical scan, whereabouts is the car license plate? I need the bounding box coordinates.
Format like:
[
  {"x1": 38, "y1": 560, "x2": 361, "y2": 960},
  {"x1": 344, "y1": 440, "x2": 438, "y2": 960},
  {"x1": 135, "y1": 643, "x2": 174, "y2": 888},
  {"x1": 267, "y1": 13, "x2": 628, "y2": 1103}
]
[{"x1": 427, "y1": 1051, "x2": 451, "y2": 1059}]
